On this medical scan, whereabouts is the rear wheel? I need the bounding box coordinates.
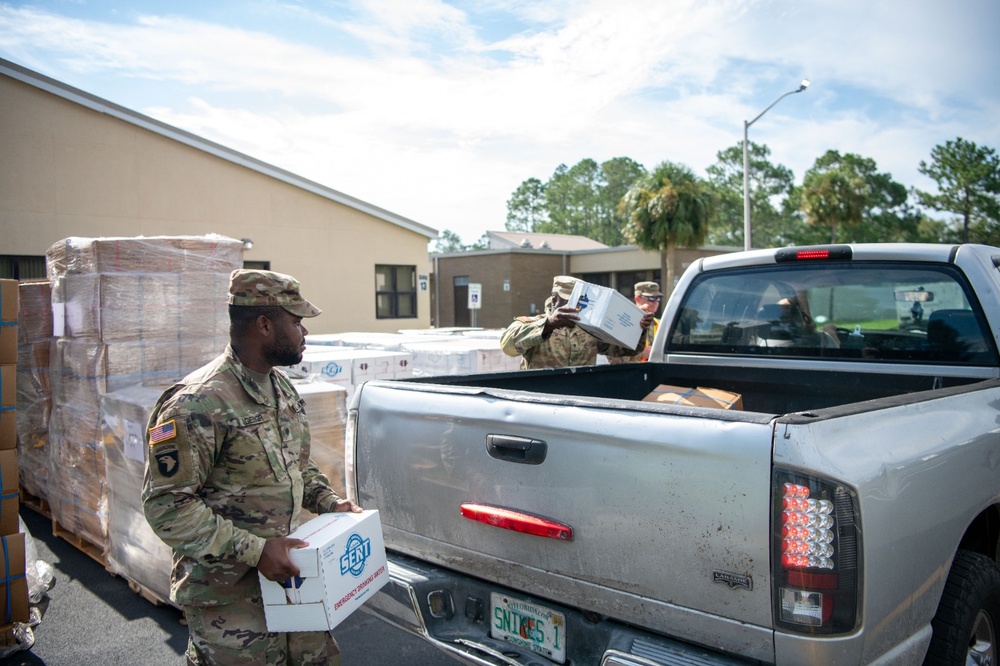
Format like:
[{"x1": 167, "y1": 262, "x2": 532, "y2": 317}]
[{"x1": 924, "y1": 550, "x2": 999, "y2": 665}]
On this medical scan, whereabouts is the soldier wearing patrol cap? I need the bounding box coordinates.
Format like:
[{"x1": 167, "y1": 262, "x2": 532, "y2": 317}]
[
  {"x1": 500, "y1": 275, "x2": 654, "y2": 369},
  {"x1": 142, "y1": 269, "x2": 361, "y2": 666},
  {"x1": 609, "y1": 281, "x2": 663, "y2": 363}
]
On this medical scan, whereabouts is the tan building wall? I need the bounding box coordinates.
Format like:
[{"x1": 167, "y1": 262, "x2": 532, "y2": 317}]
[{"x1": 0, "y1": 63, "x2": 436, "y2": 334}]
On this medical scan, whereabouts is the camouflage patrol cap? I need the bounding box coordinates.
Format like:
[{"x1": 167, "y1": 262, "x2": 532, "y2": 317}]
[
  {"x1": 552, "y1": 275, "x2": 580, "y2": 299},
  {"x1": 228, "y1": 269, "x2": 321, "y2": 317},
  {"x1": 634, "y1": 281, "x2": 662, "y2": 297}
]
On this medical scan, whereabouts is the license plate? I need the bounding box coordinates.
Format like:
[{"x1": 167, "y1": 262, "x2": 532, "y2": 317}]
[{"x1": 490, "y1": 593, "x2": 567, "y2": 664}]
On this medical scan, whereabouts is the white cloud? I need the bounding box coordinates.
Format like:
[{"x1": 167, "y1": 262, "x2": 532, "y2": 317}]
[{"x1": 1, "y1": 0, "x2": 998, "y2": 244}]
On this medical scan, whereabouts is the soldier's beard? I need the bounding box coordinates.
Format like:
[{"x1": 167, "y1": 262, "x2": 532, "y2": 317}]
[{"x1": 264, "y1": 334, "x2": 303, "y2": 368}]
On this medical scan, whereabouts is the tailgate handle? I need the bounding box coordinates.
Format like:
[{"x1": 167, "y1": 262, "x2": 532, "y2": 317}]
[{"x1": 486, "y1": 435, "x2": 547, "y2": 465}]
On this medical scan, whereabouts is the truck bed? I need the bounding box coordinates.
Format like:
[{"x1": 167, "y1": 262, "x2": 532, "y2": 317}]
[
  {"x1": 400, "y1": 361, "x2": 980, "y2": 416},
  {"x1": 350, "y1": 363, "x2": 993, "y2": 663}
]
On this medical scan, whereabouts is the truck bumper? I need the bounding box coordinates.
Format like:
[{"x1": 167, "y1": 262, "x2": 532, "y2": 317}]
[{"x1": 363, "y1": 552, "x2": 757, "y2": 666}]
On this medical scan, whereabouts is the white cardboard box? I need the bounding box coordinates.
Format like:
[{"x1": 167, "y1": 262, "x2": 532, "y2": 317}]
[
  {"x1": 260, "y1": 510, "x2": 389, "y2": 632},
  {"x1": 567, "y1": 280, "x2": 645, "y2": 350},
  {"x1": 299, "y1": 346, "x2": 412, "y2": 380},
  {"x1": 296, "y1": 349, "x2": 389, "y2": 383},
  {"x1": 402, "y1": 339, "x2": 508, "y2": 375}
]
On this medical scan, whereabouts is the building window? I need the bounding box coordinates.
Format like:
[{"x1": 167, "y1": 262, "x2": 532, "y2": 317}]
[
  {"x1": 243, "y1": 260, "x2": 271, "y2": 270},
  {"x1": 616, "y1": 271, "x2": 656, "y2": 299},
  {"x1": 0, "y1": 256, "x2": 47, "y2": 280},
  {"x1": 581, "y1": 272, "x2": 611, "y2": 288},
  {"x1": 376, "y1": 265, "x2": 417, "y2": 319}
]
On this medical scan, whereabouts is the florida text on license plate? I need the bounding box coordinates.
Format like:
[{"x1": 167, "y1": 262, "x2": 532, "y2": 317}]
[{"x1": 490, "y1": 593, "x2": 566, "y2": 663}]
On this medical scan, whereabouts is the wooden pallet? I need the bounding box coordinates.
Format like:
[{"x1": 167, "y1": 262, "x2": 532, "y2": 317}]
[
  {"x1": 120, "y1": 578, "x2": 185, "y2": 620},
  {"x1": 125, "y1": 578, "x2": 177, "y2": 609},
  {"x1": 18, "y1": 489, "x2": 51, "y2": 519},
  {"x1": 51, "y1": 518, "x2": 107, "y2": 568}
]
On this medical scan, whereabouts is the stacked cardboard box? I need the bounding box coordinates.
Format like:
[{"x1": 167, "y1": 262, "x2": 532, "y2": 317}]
[
  {"x1": 46, "y1": 235, "x2": 241, "y2": 556},
  {"x1": 306, "y1": 332, "x2": 519, "y2": 378},
  {"x1": 397, "y1": 327, "x2": 482, "y2": 336},
  {"x1": 296, "y1": 338, "x2": 423, "y2": 401},
  {"x1": 292, "y1": 348, "x2": 414, "y2": 402},
  {"x1": 1, "y1": 279, "x2": 30, "y2": 641},
  {"x1": 293, "y1": 380, "x2": 349, "y2": 499},
  {"x1": 99, "y1": 385, "x2": 176, "y2": 606},
  {"x1": 401, "y1": 338, "x2": 520, "y2": 376},
  {"x1": 16, "y1": 281, "x2": 53, "y2": 503},
  {"x1": 306, "y1": 332, "x2": 453, "y2": 350},
  {"x1": 296, "y1": 348, "x2": 412, "y2": 383}
]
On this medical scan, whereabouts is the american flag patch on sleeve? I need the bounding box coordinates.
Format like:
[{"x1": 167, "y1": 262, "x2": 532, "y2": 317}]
[{"x1": 149, "y1": 420, "x2": 177, "y2": 445}]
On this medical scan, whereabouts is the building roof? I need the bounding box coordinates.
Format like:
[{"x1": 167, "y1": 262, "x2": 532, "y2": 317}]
[
  {"x1": 487, "y1": 231, "x2": 608, "y2": 251},
  {"x1": 0, "y1": 57, "x2": 437, "y2": 240}
]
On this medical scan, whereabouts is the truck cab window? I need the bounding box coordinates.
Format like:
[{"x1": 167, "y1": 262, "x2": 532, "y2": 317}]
[{"x1": 667, "y1": 263, "x2": 998, "y2": 366}]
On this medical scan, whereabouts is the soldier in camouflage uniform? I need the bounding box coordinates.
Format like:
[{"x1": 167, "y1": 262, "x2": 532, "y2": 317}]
[
  {"x1": 142, "y1": 269, "x2": 361, "y2": 666},
  {"x1": 608, "y1": 281, "x2": 662, "y2": 364},
  {"x1": 500, "y1": 276, "x2": 654, "y2": 369}
]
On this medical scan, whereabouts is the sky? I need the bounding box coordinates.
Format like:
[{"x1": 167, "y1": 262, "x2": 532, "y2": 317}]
[{"x1": 2, "y1": 0, "x2": 998, "y2": 246}]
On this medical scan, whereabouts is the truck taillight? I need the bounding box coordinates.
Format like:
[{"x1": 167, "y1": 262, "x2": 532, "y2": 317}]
[
  {"x1": 780, "y1": 483, "x2": 834, "y2": 569},
  {"x1": 772, "y1": 470, "x2": 861, "y2": 634}
]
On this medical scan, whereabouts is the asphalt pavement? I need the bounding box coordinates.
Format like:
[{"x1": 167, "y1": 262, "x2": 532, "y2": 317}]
[{"x1": 0, "y1": 508, "x2": 450, "y2": 666}]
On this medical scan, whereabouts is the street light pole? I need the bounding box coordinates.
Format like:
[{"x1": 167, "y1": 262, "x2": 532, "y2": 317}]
[{"x1": 743, "y1": 79, "x2": 809, "y2": 250}]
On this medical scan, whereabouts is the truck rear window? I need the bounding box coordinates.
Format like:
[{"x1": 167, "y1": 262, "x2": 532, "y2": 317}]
[{"x1": 665, "y1": 262, "x2": 998, "y2": 366}]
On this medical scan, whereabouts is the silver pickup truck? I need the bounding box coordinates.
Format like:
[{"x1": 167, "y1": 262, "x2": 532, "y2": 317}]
[{"x1": 346, "y1": 243, "x2": 1000, "y2": 665}]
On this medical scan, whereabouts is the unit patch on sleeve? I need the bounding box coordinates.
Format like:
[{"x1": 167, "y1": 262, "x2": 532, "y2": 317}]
[
  {"x1": 148, "y1": 420, "x2": 177, "y2": 445},
  {"x1": 155, "y1": 446, "x2": 180, "y2": 477}
]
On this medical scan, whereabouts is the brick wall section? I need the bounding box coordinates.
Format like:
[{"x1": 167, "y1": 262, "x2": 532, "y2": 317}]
[
  {"x1": 432, "y1": 246, "x2": 736, "y2": 328},
  {"x1": 434, "y1": 252, "x2": 563, "y2": 329}
]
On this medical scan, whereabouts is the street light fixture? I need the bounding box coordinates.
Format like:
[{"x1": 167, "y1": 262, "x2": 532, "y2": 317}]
[{"x1": 743, "y1": 79, "x2": 809, "y2": 250}]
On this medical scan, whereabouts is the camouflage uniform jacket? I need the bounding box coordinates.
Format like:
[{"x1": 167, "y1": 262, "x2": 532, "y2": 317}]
[
  {"x1": 608, "y1": 317, "x2": 660, "y2": 364},
  {"x1": 141, "y1": 345, "x2": 341, "y2": 607},
  {"x1": 500, "y1": 299, "x2": 647, "y2": 369}
]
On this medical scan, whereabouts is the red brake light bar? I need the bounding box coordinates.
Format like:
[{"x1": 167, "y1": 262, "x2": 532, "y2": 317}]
[
  {"x1": 795, "y1": 250, "x2": 831, "y2": 260},
  {"x1": 460, "y1": 503, "x2": 574, "y2": 540},
  {"x1": 775, "y1": 246, "x2": 852, "y2": 263}
]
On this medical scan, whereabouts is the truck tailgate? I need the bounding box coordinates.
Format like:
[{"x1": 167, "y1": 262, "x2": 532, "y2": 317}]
[{"x1": 352, "y1": 381, "x2": 777, "y2": 640}]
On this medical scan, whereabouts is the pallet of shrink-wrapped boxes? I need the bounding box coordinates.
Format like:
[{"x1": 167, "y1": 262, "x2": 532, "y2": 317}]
[
  {"x1": 1, "y1": 278, "x2": 30, "y2": 648},
  {"x1": 401, "y1": 337, "x2": 519, "y2": 376},
  {"x1": 100, "y1": 385, "x2": 178, "y2": 607},
  {"x1": 44, "y1": 235, "x2": 242, "y2": 563},
  {"x1": 292, "y1": 380, "x2": 350, "y2": 500},
  {"x1": 16, "y1": 280, "x2": 53, "y2": 512},
  {"x1": 293, "y1": 347, "x2": 414, "y2": 403}
]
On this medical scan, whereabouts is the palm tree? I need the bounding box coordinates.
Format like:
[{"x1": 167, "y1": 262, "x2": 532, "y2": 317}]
[{"x1": 619, "y1": 161, "x2": 712, "y2": 297}]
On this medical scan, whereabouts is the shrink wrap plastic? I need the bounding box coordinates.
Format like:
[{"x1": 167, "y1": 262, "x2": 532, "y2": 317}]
[
  {"x1": 46, "y1": 235, "x2": 244, "y2": 277},
  {"x1": 305, "y1": 331, "x2": 520, "y2": 377},
  {"x1": 292, "y1": 380, "x2": 348, "y2": 500},
  {"x1": 0, "y1": 517, "x2": 56, "y2": 659},
  {"x1": 401, "y1": 338, "x2": 520, "y2": 376},
  {"x1": 100, "y1": 385, "x2": 175, "y2": 604},
  {"x1": 16, "y1": 281, "x2": 53, "y2": 501},
  {"x1": 44, "y1": 235, "x2": 242, "y2": 553}
]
